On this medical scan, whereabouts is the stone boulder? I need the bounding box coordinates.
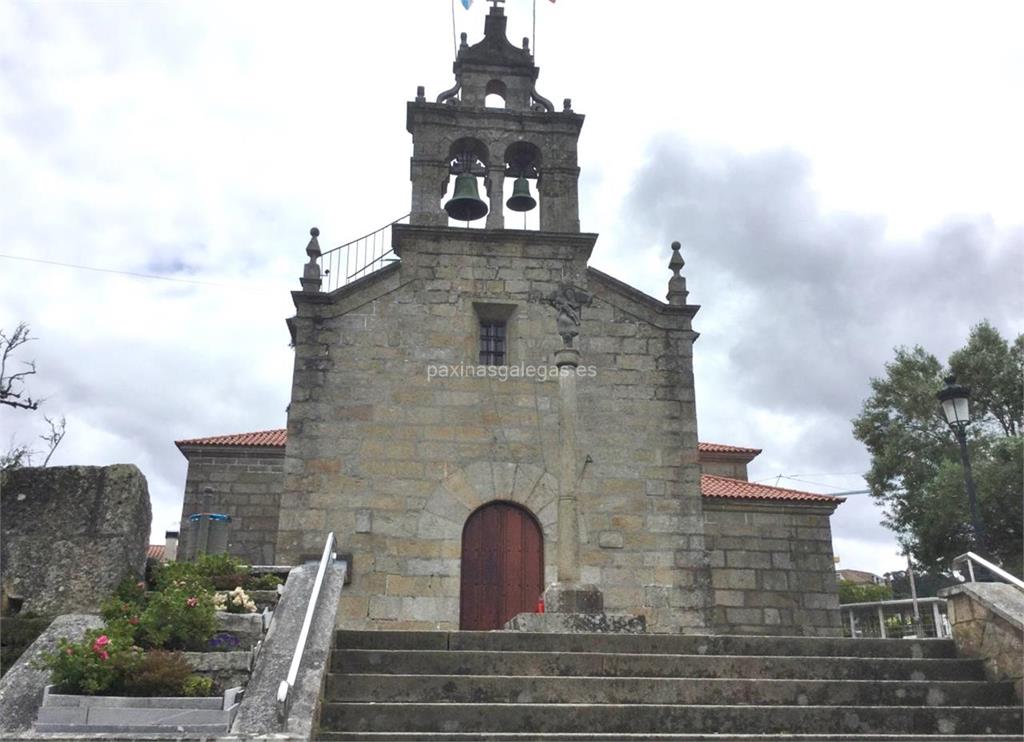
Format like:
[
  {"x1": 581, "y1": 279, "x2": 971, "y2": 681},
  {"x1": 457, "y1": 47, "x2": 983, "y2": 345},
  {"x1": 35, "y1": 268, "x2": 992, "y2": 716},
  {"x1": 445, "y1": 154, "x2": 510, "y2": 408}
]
[{"x1": 1, "y1": 464, "x2": 151, "y2": 615}]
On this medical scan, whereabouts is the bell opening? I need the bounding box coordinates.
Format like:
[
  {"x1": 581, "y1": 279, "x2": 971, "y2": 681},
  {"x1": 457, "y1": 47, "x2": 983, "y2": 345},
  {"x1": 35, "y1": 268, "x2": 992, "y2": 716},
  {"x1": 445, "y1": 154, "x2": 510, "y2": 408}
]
[{"x1": 501, "y1": 176, "x2": 539, "y2": 231}]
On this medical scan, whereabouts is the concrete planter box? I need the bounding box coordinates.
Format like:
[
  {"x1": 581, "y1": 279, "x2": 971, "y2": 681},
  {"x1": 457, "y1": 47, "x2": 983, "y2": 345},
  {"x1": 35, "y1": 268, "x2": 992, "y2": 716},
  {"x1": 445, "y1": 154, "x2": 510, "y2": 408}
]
[
  {"x1": 215, "y1": 611, "x2": 263, "y2": 648},
  {"x1": 34, "y1": 685, "x2": 242, "y2": 734}
]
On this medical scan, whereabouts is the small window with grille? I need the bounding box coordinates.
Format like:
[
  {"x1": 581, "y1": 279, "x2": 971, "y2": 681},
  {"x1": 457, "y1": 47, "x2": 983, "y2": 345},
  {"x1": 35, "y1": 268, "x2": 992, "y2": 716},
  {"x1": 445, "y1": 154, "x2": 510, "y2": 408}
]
[{"x1": 479, "y1": 321, "x2": 507, "y2": 366}]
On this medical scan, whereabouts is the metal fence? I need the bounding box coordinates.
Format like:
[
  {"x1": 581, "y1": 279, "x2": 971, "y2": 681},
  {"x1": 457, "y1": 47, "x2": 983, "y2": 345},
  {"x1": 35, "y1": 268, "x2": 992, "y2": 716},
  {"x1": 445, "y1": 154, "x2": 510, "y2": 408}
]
[
  {"x1": 317, "y1": 214, "x2": 408, "y2": 294},
  {"x1": 840, "y1": 596, "x2": 950, "y2": 638}
]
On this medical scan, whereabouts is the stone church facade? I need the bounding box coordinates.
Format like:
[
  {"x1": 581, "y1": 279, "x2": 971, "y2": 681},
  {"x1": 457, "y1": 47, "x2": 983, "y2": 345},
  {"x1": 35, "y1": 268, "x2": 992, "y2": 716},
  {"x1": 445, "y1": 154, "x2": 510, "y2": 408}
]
[{"x1": 177, "y1": 6, "x2": 843, "y2": 636}]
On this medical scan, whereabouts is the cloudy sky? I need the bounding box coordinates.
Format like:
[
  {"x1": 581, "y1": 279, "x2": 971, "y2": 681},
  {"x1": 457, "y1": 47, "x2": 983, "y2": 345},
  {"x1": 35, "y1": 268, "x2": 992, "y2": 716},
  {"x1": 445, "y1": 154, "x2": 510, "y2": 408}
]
[{"x1": 2, "y1": 1, "x2": 1021, "y2": 576}]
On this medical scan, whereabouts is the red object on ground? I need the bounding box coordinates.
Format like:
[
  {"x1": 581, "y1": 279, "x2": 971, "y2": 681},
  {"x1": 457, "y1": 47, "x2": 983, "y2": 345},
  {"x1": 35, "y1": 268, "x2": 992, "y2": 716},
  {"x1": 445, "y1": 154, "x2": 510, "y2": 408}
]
[{"x1": 536, "y1": 598, "x2": 545, "y2": 613}]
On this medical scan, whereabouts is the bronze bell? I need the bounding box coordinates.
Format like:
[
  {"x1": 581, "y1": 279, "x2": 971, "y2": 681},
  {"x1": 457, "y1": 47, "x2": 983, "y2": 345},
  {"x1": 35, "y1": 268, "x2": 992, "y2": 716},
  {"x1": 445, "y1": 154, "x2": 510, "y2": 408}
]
[
  {"x1": 506, "y1": 177, "x2": 537, "y2": 212},
  {"x1": 444, "y1": 173, "x2": 489, "y2": 222}
]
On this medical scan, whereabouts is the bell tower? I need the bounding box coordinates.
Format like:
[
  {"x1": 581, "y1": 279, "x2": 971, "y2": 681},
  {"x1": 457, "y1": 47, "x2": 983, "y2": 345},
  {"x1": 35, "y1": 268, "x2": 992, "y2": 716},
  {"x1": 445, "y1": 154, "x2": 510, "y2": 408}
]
[{"x1": 408, "y1": 1, "x2": 583, "y2": 232}]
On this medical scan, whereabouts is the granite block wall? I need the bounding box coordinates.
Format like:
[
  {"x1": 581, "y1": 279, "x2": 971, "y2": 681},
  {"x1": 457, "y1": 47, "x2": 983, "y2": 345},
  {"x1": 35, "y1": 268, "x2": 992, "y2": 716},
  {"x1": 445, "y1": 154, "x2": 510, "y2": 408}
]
[
  {"x1": 704, "y1": 500, "x2": 842, "y2": 636},
  {"x1": 278, "y1": 225, "x2": 711, "y2": 632},
  {"x1": 177, "y1": 447, "x2": 284, "y2": 565}
]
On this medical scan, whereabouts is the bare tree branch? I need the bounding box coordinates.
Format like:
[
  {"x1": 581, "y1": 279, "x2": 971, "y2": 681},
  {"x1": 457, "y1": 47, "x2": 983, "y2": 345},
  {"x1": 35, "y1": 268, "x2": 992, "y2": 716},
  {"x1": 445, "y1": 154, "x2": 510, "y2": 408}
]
[
  {"x1": 0, "y1": 323, "x2": 40, "y2": 411},
  {"x1": 1, "y1": 440, "x2": 36, "y2": 471},
  {"x1": 40, "y1": 415, "x2": 67, "y2": 467}
]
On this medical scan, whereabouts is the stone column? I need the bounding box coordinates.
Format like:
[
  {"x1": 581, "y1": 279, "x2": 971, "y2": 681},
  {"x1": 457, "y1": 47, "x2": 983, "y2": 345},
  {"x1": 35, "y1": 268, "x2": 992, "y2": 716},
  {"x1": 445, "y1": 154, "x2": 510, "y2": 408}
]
[
  {"x1": 410, "y1": 159, "x2": 449, "y2": 226},
  {"x1": 485, "y1": 166, "x2": 505, "y2": 230},
  {"x1": 554, "y1": 347, "x2": 581, "y2": 584},
  {"x1": 544, "y1": 346, "x2": 603, "y2": 614}
]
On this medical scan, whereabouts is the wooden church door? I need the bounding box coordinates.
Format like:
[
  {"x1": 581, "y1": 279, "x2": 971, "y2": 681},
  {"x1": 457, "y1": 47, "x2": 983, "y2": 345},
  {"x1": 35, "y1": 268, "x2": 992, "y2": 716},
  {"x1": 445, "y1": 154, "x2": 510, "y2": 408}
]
[{"x1": 460, "y1": 502, "x2": 543, "y2": 630}]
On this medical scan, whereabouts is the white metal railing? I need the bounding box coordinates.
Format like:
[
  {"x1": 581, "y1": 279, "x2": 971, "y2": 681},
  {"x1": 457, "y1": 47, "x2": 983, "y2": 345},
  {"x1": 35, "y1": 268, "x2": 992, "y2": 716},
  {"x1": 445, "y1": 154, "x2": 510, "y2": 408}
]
[
  {"x1": 276, "y1": 532, "x2": 338, "y2": 726},
  {"x1": 840, "y1": 596, "x2": 950, "y2": 639},
  {"x1": 952, "y1": 551, "x2": 1024, "y2": 591}
]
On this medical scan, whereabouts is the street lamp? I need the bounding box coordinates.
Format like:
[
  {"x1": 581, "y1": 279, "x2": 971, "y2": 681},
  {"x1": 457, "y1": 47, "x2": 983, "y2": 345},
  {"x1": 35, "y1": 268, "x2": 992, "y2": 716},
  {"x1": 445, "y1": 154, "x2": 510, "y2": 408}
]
[{"x1": 936, "y1": 375, "x2": 987, "y2": 557}]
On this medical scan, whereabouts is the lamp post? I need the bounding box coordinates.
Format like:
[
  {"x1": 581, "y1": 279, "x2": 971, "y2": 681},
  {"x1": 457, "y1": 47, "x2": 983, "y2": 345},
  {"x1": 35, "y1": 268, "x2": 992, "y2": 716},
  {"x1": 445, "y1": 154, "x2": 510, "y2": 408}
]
[{"x1": 936, "y1": 375, "x2": 987, "y2": 557}]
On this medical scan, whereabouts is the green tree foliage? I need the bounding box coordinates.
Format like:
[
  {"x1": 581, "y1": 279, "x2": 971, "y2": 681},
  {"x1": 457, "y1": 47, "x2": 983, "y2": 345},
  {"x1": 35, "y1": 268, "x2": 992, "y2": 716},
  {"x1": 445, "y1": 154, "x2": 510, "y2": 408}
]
[
  {"x1": 852, "y1": 321, "x2": 1023, "y2": 576},
  {"x1": 884, "y1": 569, "x2": 958, "y2": 600},
  {"x1": 837, "y1": 580, "x2": 893, "y2": 604}
]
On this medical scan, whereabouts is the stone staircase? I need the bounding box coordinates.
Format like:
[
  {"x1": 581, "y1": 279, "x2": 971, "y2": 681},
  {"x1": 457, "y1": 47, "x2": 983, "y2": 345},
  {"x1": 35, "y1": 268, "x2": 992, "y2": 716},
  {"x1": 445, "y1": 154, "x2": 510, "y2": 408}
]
[{"x1": 318, "y1": 630, "x2": 1022, "y2": 740}]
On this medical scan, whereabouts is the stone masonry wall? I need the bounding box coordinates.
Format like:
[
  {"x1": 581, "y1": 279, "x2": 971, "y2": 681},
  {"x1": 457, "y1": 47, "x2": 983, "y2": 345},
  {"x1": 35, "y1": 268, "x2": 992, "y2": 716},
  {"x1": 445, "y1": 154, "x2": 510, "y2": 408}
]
[
  {"x1": 177, "y1": 447, "x2": 284, "y2": 565},
  {"x1": 0, "y1": 465, "x2": 150, "y2": 615},
  {"x1": 704, "y1": 500, "x2": 842, "y2": 636},
  {"x1": 278, "y1": 226, "x2": 710, "y2": 632},
  {"x1": 941, "y1": 583, "x2": 1024, "y2": 701}
]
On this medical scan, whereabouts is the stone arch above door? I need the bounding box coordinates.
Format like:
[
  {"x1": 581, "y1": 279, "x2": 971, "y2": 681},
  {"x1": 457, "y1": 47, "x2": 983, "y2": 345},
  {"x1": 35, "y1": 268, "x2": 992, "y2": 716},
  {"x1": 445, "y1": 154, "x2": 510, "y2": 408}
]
[{"x1": 416, "y1": 461, "x2": 558, "y2": 544}]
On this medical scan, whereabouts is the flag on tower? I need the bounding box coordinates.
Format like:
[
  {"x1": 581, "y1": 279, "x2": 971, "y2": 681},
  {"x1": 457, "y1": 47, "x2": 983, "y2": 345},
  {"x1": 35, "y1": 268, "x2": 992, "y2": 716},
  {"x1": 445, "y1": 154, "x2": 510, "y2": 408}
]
[{"x1": 460, "y1": 0, "x2": 472, "y2": 8}]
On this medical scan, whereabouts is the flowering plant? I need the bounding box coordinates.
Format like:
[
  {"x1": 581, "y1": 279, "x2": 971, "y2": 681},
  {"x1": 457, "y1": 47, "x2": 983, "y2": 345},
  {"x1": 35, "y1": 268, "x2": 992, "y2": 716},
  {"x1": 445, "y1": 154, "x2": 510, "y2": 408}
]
[
  {"x1": 137, "y1": 584, "x2": 216, "y2": 651},
  {"x1": 207, "y1": 632, "x2": 241, "y2": 651},
  {"x1": 43, "y1": 629, "x2": 142, "y2": 695},
  {"x1": 213, "y1": 586, "x2": 257, "y2": 614}
]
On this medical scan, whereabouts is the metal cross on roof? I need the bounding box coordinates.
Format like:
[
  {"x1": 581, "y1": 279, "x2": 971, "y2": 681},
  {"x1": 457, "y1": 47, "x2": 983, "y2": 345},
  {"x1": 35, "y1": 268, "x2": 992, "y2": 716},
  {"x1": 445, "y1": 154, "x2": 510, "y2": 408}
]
[{"x1": 490, "y1": 0, "x2": 505, "y2": 7}]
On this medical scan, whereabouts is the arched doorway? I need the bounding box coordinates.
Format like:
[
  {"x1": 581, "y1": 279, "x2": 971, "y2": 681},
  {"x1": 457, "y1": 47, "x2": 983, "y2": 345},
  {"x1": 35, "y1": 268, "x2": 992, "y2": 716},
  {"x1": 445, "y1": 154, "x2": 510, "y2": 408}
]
[{"x1": 460, "y1": 501, "x2": 544, "y2": 630}]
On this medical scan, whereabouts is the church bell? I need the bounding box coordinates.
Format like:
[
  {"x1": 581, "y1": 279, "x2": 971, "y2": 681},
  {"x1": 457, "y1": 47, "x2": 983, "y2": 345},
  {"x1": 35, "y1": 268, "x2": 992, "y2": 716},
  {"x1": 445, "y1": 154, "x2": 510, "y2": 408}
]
[
  {"x1": 505, "y1": 177, "x2": 537, "y2": 212},
  {"x1": 444, "y1": 173, "x2": 489, "y2": 222}
]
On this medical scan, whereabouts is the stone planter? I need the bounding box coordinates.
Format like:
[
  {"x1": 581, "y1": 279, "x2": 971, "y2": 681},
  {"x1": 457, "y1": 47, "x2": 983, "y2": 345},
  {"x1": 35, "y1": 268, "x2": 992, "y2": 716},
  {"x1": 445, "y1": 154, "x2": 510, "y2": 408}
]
[
  {"x1": 184, "y1": 649, "x2": 253, "y2": 691},
  {"x1": 215, "y1": 611, "x2": 263, "y2": 648},
  {"x1": 34, "y1": 685, "x2": 242, "y2": 734}
]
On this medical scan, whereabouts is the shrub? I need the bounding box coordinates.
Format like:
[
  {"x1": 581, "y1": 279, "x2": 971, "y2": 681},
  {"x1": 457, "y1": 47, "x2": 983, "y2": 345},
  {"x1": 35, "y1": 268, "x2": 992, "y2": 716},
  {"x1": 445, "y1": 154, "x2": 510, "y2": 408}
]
[
  {"x1": 138, "y1": 585, "x2": 216, "y2": 651},
  {"x1": 151, "y1": 561, "x2": 207, "y2": 592},
  {"x1": 129, "y1": 651, "x2": 194, "y2": 697},
  {"x1": 247, "y1": 573, "x2": 282, "y2": 590},
  {"x1": 182, "y1": 674, "x2": 215, "y2": 697},
  {"x1": 43, "y1": 630, "x2": 142, "y2": 695},
  {"x1": 199, "y1": 554, "x2": 250, "y2": 590},
  {"x1": 837, "y1": 579, "x2": 893, "y2": 604},
  {"x1": 100, "y1": 575, "x2": 148, "y2": 628}
]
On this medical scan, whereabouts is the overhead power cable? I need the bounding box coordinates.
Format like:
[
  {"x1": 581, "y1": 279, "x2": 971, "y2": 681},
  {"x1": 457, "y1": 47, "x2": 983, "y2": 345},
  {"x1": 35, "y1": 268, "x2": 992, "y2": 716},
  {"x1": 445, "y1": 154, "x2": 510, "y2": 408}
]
[{"x1": 0, "y1": 253, "x2": 271, "y2": 291}]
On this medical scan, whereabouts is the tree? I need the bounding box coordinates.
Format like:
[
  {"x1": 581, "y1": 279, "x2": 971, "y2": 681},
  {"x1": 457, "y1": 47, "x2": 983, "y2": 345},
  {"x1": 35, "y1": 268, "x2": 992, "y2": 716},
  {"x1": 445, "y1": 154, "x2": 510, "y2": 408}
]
[
  {"x1": 852, "y1": 321, "x2": 1023, "y2": 577},
  {"x1": 884, "y1": 569, "x2": 958, "y2": 600},
  {"x1": 1, "y1": 323, "x2": 40, "y2": 410},
  {"x1": 0, "y1": 323, "x2": 66, "y2": 470},
  {"x1": 837, "y1": 580, "x2": 892, "y2": 604}
]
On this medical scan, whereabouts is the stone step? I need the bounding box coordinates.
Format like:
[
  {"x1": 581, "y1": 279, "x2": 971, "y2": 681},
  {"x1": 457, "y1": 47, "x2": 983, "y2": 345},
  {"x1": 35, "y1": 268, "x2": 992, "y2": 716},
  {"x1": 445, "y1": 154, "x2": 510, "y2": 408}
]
[
  {"x1": 321, "y1": 702, "x2": 1023, "y2": 736},
  {"x1": 325, "y1": 673, "x2": 1014, "y2": 707},
  {"x1": 334, "y1": 630, "x2": 957, "y2": 659},
  {"x1": 332, "y1": 649, "x2": 985, "y2": 682},
  {"x1": 318, "y1": 734, "x2": 1024, "y2": 742}
]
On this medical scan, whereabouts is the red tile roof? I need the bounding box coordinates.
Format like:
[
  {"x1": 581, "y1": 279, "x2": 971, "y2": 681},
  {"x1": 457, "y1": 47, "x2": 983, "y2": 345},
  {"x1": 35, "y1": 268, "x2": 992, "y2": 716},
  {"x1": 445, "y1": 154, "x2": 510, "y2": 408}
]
[
  {"x1": 698, "y1": 442, "x2": 763, "y2": 455},
  {"x1": 173, "y1": 431, "x2": 830, "y2": 505},
  {"x1": 146, "y1": 544, "x2": 166, "y2": 561},
  {"x1": 176, "y1": 429, "x2": 287, "y2": 448},
  {"x1": 178, "y1": 430, "x2": 758, "y2": 455},
  {"x1": 701, "y1": 474, "x2": 844, "y2": 504}
]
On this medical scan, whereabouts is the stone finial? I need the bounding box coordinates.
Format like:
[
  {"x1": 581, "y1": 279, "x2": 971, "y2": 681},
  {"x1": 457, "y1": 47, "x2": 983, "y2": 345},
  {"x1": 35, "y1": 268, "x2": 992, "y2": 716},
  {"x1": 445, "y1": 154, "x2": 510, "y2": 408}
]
[
  {"x1": 415, "y1": 85, "x2": 426, "y2": 103},
  {"x1": 460, "y1": 32, "x2": 469, "y2": 49},
  {"x1": 300, "y1": 227, "x2": 322, "y2": 293},
  {"x1": 563, "y1": 98, "x2": 573, "y2": 112},
  {"x1": 666, "y1": 240, "x2": 688, "y2": 306},
  {"x1": 522, "y1": 37, "x2": 530, "y2": 52}
]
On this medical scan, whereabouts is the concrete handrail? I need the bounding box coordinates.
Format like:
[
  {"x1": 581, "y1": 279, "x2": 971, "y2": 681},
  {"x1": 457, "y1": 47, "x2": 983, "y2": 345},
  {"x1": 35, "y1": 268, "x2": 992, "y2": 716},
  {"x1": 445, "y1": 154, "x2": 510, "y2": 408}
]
[
  {"x1": 953, "y1": 551, "x2": 1024, "y2": 591},
  {"x1": 276, "y1": 532, "x2": 337, "y2": 725}
]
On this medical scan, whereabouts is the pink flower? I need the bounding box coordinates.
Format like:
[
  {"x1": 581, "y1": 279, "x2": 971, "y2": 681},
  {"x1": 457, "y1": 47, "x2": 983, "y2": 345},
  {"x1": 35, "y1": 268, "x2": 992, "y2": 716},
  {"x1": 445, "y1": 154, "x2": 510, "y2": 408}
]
[
  {"x1": 92, "y1": 635, "x2": 109, "y2": 652},
  {"x1": 186, "y1": 597, "x2": 198, "y2": 608},
  {"x1": 98, "y1": 651, "x2": 109, "y2": 661}
]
